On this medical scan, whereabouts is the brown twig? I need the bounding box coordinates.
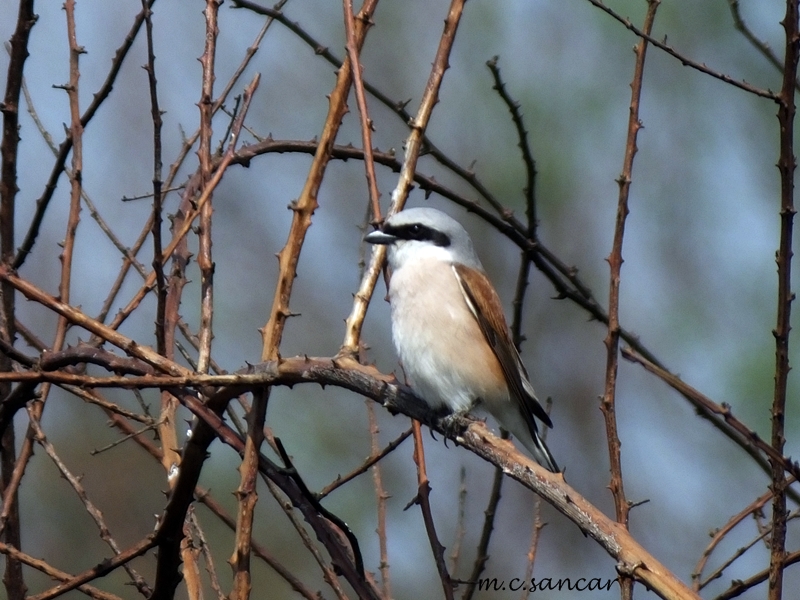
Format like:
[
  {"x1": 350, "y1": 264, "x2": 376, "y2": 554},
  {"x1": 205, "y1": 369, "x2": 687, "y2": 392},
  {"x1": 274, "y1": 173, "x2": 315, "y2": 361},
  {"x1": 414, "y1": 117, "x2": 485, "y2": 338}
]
[
  {"x1": 180, "y1": 507, "x2": 203, "y2": 600},
  {"x1": 0, "y1": 541, "x2": 125, "y2": 600},
  {"x1": 727, "y1": 0, "x2": 793, "y2": 88},
  {"x1": 461, "y1": 453, "x2": 504, "y2": 600},
  {"x1": 583, "y1": 0, "x2": 776, "y2": 100},
  {"x1": 197, "y1": 0, "x2": 220, "y2": 375},
  {"x1": 179, "y1": 6, "x2": 219, "y2": 583},
  {"x1": 142, "y1": 0, "x2": 166, "y2": 357},
  {"x1": 622, "y1": 347, "x2": 800, "y2": 489},
  {"x1": 410, "y1": 420, "x2": 454, "y2": 599},
  {"x1": 601, "y1": 3, "x2": 659, "y2": 599},
  {"x1": 196, "y1": 488, "x2": 321, "y2": 600},
  {"x1": 486, "y1": 56, "x2": 538, "y2": 239},
  {"x1": 26, "y1": 407, "x2": 152, "y2": 595},
  {"x1": 190, "y1": 509, "x2": 226, "y2": 600},
  {"x1": 13, "y1": 0, "x2": 157, "y2": 270},
  {"x1": 105, "y1": 73, "x2": 261, "y2": 337},
  {"x1": 367, "y1": 400, "x2": 392, "y2": 598},
  {"x1": 261, "y1": 0, "x2": 378, "y2": 362},
  {"x1": 692, "y1": 485, "x2": 779, "y2": 589},
  {"x1": 230, "y1": 381, "x2": 265, "y2": 600},
  {"x1": 26, "y1": 536, "x2": 157, "y2": 600},
  {"x1": 317, "y1": 425, "x2": 412, "y2": 499},
  {"x1": 767, "y1": 1, "x2": 798, "y2": 598},
  {"x1": 700, "y1": 510, "x2": 800, "y2": 591},
  {"x1": 343, "y1": 0, "x2": 382, "y2": 221},
  {"x1": 0, "y1": 4, "x2": 32, "y2": 584},
  {"x1": 714, "y1": 549, "x2": 800, "y2": 600}
]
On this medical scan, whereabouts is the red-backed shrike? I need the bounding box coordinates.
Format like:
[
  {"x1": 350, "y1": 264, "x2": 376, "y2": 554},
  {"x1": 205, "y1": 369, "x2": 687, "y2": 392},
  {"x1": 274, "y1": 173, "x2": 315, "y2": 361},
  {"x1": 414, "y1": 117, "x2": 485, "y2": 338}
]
[{"x1": 365, "y1": 207, "x2": 559, "y2": 472}]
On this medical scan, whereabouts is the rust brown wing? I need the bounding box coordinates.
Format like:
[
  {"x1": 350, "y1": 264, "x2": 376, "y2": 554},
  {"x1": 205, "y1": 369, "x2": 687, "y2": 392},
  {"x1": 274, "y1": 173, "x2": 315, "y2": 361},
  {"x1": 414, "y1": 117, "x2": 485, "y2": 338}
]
[{"x1": 452, "y1": 263, "x2": 552, "y2": 430}]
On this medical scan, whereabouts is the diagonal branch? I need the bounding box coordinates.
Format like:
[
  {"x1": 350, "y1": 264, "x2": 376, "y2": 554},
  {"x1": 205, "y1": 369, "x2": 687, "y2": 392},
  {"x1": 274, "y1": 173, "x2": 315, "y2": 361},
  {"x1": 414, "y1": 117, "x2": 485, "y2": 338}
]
[
  {"x1": 583, "y1": 0, "x2": 776, "y2": 100},
  {"x1": 13, "y1": 0, "x2": 158, "y2": 270}
]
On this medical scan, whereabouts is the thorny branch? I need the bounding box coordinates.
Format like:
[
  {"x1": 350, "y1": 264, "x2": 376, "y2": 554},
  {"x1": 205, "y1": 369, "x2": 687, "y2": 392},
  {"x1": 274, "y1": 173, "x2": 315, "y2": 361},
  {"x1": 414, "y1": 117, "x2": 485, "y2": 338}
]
[
  {"x1": 0, "y1": 1, "x2": 36, "y2": 597},
  {"x1": 601, "y1": 3, "x2": 659, "y2": 598},
  {"x1": 583, "y1": 0, "x2": 777, "y2": 100},
  {"x1": 767, "y1": 1, "x2": 798, "y2": 599}
]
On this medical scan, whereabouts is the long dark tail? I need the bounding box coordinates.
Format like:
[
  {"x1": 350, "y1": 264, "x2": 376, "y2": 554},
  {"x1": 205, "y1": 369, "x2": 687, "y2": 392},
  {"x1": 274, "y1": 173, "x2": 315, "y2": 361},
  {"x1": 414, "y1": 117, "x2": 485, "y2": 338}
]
[{"x1": 522, "y1": 431, "x2": 560, "y2": 473}]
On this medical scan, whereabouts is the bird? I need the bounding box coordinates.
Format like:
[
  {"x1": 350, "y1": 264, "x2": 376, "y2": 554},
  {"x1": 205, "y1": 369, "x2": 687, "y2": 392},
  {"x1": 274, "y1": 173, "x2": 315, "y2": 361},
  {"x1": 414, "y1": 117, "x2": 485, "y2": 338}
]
[{"x1": 365, "y1": 207, "x2": 559, "y2": 472}]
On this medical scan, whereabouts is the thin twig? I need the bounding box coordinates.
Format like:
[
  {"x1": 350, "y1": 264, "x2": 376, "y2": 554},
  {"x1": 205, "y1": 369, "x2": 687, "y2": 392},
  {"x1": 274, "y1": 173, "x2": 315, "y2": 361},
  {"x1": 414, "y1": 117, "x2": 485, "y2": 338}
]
[
  {"x1": 583, "y1": 0, "x2": 776, "y2": 100},
  {"x1": 701, "y1": 510, "x2": 800, "y2": 591},
  {"x1": 318, "y1": 426, "x2": 412, "y2": 500},
  {"x1": 367, "y1": 400, "x2": 392, "y2": 598},
  {"x1": 142, "y1": 0, "x2": 166, "y2": 357},
  {"x1": 727, "y1": 0, "x2": 792, "y2": 88},
  {"x1": 601, "y1": 3, "x2": 659, "y2": 599},
  {"x1": 26, "y1": 536, "x2": 157, "y2": 600},
  {"x1": 622, "y1": 347, "x2": 800, "y2": 490},
  {"x1": 410, "y1": 420, "x2": 454, "y2": 599},
  {"x1": 714, "y1": 549, "x2": 800, "y2": 600},
  {"x1": 196, "y1": 0, "x2": 219, "y2": 375},
  {"x1": 191, "y1": 509, "x2": 226, "y2": 600},
  {"x1": 13, "y1": 0, "x2": 158, "y2": 270},
  {"x1": 767, "y1": 1, "x2": 799, "y2": 597},
  {"x1": 0, "y1": 541, "x2": 126, "y2": 600},
  {"x1": 343, "y1": 0, "x2": 382, "y2": 221},
  {"x1": 195, "y1": 489, "x2": 321, "y2": 600},
  {"x1": 339, "y1": 0, "x2": 467, "y2": 355},
  {"x1": 486, "y1": 56, "x2": 538, "y2": 238},
  {"x1": 27, "y1": 407, "x2": 152, "y2": 595},
  {"x1": 90, "y1": 420, "x2": 162, "y2": 456}
]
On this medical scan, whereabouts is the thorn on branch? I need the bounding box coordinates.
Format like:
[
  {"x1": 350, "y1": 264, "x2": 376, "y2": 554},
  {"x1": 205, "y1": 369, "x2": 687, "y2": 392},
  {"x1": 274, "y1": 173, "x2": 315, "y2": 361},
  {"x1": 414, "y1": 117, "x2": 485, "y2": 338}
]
[{"x1": 403, "y1": 493, "x2": 421, "y2": 511}]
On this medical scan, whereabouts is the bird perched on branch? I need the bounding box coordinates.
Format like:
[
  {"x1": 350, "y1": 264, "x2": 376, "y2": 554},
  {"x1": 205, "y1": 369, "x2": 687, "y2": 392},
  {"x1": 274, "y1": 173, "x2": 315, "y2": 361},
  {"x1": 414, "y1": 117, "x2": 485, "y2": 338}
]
[{"x1": 365, "y1": 207, "x2": 559, "y2": 473}]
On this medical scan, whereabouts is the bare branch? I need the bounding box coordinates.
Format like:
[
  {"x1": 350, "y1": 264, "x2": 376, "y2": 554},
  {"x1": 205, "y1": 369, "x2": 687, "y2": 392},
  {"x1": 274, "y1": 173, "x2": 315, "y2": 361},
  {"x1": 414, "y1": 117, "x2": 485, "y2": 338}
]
[
  {"x1": 766, "y1": 1, "x2": 799, "y2": 598},
  {"x1": 583, "y1": 0, "x2": 777, "y2": 100}
]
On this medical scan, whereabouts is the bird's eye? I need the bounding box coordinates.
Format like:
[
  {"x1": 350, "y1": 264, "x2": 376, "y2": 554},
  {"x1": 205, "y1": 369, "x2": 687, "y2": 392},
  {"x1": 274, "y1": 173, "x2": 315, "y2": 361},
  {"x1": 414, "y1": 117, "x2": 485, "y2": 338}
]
[{"x1": 407, "y1": 224, "x2": 423, "y2": 237}]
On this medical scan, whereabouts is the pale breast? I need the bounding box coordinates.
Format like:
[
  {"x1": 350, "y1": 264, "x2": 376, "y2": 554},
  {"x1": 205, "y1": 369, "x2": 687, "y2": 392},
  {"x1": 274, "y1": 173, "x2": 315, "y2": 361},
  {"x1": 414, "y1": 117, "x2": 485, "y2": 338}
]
[{"x1": 388, "y1": 257, "x2": 507, "y2": 413}]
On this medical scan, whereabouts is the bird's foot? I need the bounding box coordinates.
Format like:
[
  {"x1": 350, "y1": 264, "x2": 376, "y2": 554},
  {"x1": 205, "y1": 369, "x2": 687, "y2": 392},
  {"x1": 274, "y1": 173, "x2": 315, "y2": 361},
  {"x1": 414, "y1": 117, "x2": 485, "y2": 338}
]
[{"x1": 436, "y1": 411, "x2": 468, "y2": 447}]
